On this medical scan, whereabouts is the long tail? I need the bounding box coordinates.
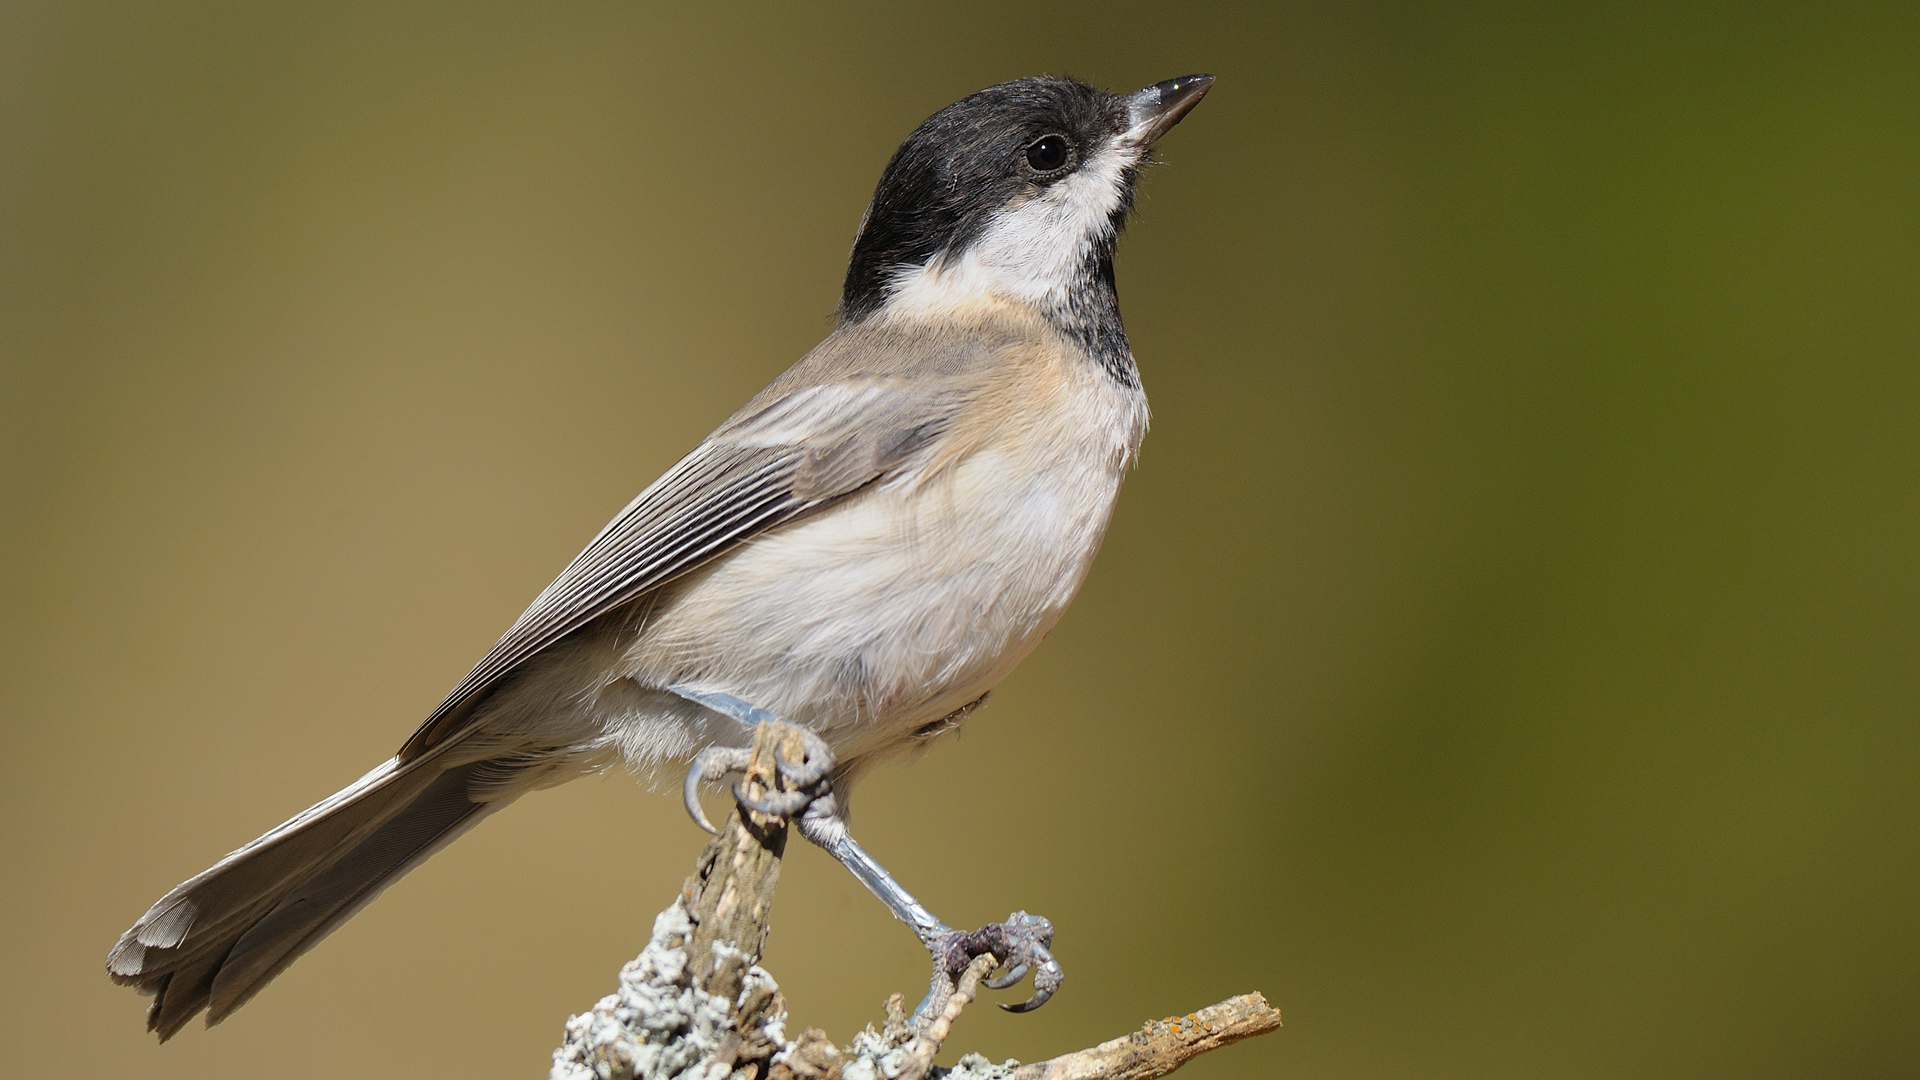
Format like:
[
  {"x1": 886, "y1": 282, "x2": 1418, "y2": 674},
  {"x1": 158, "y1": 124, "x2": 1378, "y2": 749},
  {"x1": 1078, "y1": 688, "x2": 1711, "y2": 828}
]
[{"x1": 107, "y1": 745, "x2": 537, "y2": 1040}]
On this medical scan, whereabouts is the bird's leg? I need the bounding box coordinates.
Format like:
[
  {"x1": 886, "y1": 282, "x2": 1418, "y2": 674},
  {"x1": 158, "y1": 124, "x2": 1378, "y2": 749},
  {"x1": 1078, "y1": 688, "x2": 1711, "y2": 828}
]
[
  {"x1": 796, "y1": 805, "x2": 1064, "y2": 1025},
  {"x1": 669, "y1": 687, "x2": 1064, "y2": 1024}
]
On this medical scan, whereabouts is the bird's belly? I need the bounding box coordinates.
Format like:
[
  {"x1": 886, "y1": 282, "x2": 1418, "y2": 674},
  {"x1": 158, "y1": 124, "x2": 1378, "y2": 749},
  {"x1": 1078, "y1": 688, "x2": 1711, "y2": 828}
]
[{"x1": 623, "y1": 436, "x2": 1128, "y2": 752}]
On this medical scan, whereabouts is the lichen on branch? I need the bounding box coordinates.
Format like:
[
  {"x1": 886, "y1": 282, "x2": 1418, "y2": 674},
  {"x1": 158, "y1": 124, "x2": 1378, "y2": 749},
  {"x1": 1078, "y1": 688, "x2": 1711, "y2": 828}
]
[{"x1": 550, "y1": 721, "x2": 1278, "y2": 1080}]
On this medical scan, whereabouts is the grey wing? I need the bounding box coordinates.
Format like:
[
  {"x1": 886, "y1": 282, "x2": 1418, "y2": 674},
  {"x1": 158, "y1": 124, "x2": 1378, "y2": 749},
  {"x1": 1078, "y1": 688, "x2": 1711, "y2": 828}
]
[{"x1": 398, "y1": 377, "x2": 957, "y2": 759}]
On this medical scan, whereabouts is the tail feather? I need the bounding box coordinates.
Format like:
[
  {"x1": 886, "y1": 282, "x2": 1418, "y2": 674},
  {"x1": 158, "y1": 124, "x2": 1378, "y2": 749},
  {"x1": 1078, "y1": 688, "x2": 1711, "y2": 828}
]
[
  {"x1": 205, "y1": 763, "x2": 499, "y2": 1024},
  {"x1": 108, "y1": 749, "x2": 532, "y2": 1040}
]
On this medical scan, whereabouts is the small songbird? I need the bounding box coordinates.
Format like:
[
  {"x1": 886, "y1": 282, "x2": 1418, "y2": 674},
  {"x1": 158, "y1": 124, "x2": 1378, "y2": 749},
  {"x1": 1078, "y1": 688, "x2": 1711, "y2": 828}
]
[{"x1": 109, "y1": 71, "x2": 1214, "y2": 1040}]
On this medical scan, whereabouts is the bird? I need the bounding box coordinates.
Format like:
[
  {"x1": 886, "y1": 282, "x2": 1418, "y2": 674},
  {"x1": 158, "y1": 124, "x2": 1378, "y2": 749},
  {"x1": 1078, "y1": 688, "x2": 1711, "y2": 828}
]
[{"x1": 108, "y1": 71, "x2": 1214, "y2": 1041}]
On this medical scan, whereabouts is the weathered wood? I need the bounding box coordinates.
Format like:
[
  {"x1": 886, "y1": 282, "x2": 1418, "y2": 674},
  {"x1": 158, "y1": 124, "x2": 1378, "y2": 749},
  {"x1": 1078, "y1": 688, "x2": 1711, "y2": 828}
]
[
  {"x1": 1011, "y1": 993, "x2": 1282, "y2": 1080},
  {"x1": 681, "y1": 721, "x2": 805, "y2": 1004}
]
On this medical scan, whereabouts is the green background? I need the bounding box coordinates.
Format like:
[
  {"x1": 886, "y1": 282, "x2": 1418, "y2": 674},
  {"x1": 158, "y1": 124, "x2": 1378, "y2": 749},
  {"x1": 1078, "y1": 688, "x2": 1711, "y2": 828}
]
[{"x1": 3, "y1": 3, "x2": 1915, "y2": 1077}]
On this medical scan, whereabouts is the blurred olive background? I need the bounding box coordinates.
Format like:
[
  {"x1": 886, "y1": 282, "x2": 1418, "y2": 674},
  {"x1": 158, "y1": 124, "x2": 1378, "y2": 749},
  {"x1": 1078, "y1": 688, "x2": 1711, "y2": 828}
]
[{"x1": 4, "y1": 2, "x2": 1917, "y2": 1077}]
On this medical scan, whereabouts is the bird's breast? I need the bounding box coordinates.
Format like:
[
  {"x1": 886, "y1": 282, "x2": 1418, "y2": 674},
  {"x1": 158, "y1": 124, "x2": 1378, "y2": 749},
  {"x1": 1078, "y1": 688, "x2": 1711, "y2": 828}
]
[{"x1": 626, "y1": 351, "x2": 1147, "y2": 759}]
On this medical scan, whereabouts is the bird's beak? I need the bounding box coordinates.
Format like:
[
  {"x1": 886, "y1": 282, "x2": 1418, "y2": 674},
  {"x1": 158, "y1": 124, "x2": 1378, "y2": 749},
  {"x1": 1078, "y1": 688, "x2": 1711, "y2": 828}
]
[{"x1": 1121, "y1": 74, "x2": 1215, "y2": 150}]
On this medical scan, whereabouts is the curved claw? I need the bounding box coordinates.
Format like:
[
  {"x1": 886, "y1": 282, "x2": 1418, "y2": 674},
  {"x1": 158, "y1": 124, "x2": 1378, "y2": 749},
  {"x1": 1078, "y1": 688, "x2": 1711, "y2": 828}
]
[
  {"x1": 683, "y1": 747, "x2": 753, "y2": 835},
  {"x1": 732, "y1": 776, "x2": 814, "y2": 818},
  {"x1": 983, "y1": 962, "x2": 1029, "y2": 990},
  {"x1": 683, "y1": 759, "x2": 720, "y2": 834},
  {"x1": 1000, "y1": 946, "x2": 1063, "y2": 1013},
  {"x1": 1001, "y1": 985, "x2": 1054, "y2": 1013}
]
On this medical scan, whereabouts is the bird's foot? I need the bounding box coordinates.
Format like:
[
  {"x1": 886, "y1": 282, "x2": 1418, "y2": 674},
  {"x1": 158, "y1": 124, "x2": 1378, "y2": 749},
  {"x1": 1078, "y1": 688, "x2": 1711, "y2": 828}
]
[
  {"x1": 926, "y1": 910, "x2": 1063, "y2": 1017},
  {"x1": 671, "y1": 694, "x2": 1062, "y2": 1021},
  {"x1": 680, "y1": 726, "x2": 835, "y2": 834}
]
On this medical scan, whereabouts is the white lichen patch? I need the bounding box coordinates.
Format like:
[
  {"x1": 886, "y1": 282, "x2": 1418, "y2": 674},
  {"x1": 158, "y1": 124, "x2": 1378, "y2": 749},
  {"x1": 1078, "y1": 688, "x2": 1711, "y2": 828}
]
[
  {"x1": 818, "y1": 1017, "x2": 1021, "y2": 1080},
  {"x1": 928, "y1": 1054, "x2": 1022, "y2": 1080},
  {"x1": 837, "y1": 1023, "x2": 912, "y2": 1080},
  {"x1": 551, "y1": 902, "x2": 792, "y2": 1080}
]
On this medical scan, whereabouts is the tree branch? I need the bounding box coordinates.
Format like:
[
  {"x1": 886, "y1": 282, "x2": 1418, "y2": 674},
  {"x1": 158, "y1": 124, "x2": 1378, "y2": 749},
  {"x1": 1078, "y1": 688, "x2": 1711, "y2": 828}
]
[
  {"x1": 1008, "y1": 994, "x2": 1283, "y2": 1080},
  {"x1": 551, "y1": 721, "x2": 1279, "y2": 1080}
]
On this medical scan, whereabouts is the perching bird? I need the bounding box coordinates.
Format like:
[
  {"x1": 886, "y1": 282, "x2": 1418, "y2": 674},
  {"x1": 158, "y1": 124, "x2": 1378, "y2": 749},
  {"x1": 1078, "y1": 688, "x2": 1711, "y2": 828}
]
[{"x1": 108, "y1": 71, "x2": 1213, "y2": 1041}]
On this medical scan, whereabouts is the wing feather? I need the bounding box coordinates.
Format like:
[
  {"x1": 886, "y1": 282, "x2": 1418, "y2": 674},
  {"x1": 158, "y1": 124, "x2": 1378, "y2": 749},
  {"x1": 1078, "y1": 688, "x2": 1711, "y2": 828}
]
[{"x1": 398, "y1": 377, "x2": 959, "y2": 759}]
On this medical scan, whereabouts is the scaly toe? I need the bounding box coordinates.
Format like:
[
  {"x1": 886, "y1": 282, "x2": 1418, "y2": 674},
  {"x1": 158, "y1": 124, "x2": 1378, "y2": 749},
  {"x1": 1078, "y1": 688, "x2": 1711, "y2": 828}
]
[
  {"x1": 983, "y1": 961, "x2": 1028, "y2": 990},
  {"x1": 769, "y1": 725, "x2": 834, "y2": 788},
  {"x1": 731, "y1": 778, "x2": 816, "y2": 817},
  {"x1": 1000, "y1": 942, "x2": 1062, "y2": 1013}
]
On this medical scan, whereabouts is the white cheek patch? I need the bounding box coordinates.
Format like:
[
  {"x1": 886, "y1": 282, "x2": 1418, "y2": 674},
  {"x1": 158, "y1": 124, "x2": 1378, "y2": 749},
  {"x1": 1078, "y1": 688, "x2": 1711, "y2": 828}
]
[{"x1": 881, "y1": 144, "x2": 1140, "y2": 321}]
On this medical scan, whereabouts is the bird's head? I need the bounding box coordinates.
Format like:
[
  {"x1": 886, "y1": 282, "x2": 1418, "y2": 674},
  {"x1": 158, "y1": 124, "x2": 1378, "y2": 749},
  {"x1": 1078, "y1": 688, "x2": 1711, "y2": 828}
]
[{"x1": 840, "y1": 73, "x2": 1213, "y2": 342}]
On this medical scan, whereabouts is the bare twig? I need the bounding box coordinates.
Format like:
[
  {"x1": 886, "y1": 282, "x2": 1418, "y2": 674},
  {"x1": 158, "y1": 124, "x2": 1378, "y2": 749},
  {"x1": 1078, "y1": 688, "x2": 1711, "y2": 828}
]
[
  {"x1": 897, "y1": 954, "x2": 998, "y2": 1080},
  {"x1": 552, "y1": 720, "x2": 1280, "y2": 1080},
  {"x1": 1011, "y1": 993, "x2": 1282, "y2": 1080}
]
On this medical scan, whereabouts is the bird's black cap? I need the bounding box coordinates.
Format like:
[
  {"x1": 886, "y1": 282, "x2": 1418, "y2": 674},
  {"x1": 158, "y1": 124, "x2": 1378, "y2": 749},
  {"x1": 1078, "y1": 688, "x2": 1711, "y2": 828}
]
[{"x1": 841, "y1": 74, "x2": 1213, "y2": 323}]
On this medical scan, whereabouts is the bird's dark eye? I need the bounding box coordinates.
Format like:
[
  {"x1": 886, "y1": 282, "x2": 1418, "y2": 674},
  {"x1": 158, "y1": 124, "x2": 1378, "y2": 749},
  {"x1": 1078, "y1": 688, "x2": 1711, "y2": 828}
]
[{"x1": 1025, "y1": 134, "x2": 1069, "y2": 173}]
